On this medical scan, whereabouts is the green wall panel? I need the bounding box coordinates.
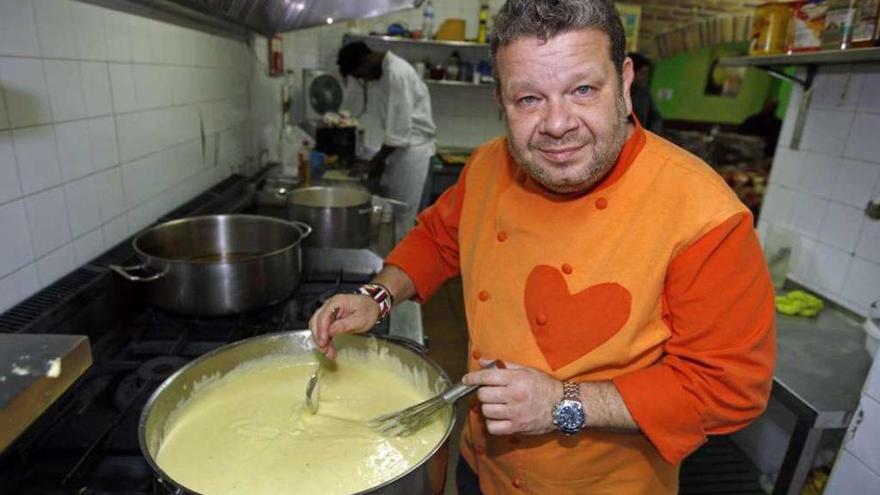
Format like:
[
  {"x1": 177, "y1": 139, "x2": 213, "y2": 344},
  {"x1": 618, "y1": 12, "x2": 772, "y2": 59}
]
[{"x1": 650, "y1": 42, "x2": 791, "y2": 125}]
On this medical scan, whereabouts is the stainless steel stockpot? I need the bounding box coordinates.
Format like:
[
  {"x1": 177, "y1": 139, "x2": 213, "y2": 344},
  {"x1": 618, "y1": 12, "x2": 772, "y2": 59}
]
[
  {"x1": 110, "y1": 215, "x2": 311, "y2": 316},
  {"x1": 286, "y1": 186, "x2": 375, "y2": 248},
  {"x1": 139, "y1": 331, "x2": 454, "y2": 495}
]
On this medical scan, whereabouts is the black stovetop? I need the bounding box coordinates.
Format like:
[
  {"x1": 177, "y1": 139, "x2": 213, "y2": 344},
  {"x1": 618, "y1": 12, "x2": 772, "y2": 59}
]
[
  {"x1": 0, "y1": 269, "x2": 388, "y2": 495},
  {"x1": 0, "y1": 172, "x2": 390, "y2": 494}
]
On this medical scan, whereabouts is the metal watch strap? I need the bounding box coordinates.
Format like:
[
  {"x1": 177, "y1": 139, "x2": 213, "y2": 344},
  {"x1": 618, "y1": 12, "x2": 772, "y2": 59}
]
[
  {"x1": 355, "y1": 283, "x2": 393, "y2": 325},
  {"x1": 562, "y1": 381, "x2": 580, "y2": 401}
]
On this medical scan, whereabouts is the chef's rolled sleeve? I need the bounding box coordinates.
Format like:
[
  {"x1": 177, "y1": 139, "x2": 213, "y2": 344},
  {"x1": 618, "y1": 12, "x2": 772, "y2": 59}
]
[
  {"x1": 613, "y1": 211, "x2": 776, "y2": 464},
  {"x1": 385, "y1": 164, "x2": 469, "y2": 303}
]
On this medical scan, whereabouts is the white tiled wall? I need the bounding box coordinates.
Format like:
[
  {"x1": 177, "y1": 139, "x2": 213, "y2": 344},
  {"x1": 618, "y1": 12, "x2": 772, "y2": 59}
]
[
  {"x1": 825, "y1": 355, "x2": 880, "y2": 493},
  {"x1": 280, "y1": 0, "x2": 508, "y2": 150},
  {"x1": 0, "y1": 0, "x2": 254, "y2": 312},
  {"x1": 759, "y1": 63, "x2": 880, "y2": 317}
]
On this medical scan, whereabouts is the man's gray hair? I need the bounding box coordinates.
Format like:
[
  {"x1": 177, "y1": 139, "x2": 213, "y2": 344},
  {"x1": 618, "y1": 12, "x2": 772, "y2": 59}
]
[{"x1": 490, "y1": 0, "x2": 626, "y2": 84}]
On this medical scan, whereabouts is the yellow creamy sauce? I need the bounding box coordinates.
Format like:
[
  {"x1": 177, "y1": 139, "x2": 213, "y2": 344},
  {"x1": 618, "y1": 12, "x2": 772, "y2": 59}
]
[{"x1": 156, "y1": 349, "x2": 447, "y2": 495}]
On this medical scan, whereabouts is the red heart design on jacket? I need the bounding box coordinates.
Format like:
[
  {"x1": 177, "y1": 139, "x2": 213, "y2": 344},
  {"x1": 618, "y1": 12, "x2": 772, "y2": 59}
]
[{"x1": 524, "y1": 265, "x2": 631, "y2": 370}]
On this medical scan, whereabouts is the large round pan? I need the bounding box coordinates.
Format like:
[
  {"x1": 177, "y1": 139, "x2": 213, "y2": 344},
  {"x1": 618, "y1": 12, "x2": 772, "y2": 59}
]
[
  {"x1": 110, "y1": 215, "x2": 311, "y2": 316},
  {"x1": 139, "y1": 331, "x2": 454, "y2": 495}
]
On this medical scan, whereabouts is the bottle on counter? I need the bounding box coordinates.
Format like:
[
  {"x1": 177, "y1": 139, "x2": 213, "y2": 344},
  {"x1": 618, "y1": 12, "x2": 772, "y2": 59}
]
[
  {"x1": 297, "y1": 140, "x2": 311, "y2": 187},
  {"x1": 445, "y1": 51, "x2": 461, "y2": 81},
  {"x1": 477, "y1": 0, "x2": 490, "y2": 44},
  {"x1": 422, "y1": 1, "x2": 435, "y2": 40}
]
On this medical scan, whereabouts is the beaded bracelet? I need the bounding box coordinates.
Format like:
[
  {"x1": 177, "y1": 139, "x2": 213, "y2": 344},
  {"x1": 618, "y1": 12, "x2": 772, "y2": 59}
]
[{"x1": 355, "y1": 283, "x2": 394, "y2": 324}]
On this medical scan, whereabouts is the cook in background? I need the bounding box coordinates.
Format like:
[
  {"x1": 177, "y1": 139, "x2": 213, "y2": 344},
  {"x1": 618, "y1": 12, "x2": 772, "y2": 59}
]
[
  {"x1": 336, "y1": 42, "x2": 437, "y2": 241},
  {"x1": 314, "y1": 1, "x2": 776, "y2": 493},
  {"x1": 628, "y1": 52, "x2": 663, "y2": 134}
]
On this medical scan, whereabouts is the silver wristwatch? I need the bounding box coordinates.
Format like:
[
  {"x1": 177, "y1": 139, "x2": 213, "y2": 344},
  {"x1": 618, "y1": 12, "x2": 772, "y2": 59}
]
[{"x1": 552, "y1": 381, "x2": 586, "y2": 435}]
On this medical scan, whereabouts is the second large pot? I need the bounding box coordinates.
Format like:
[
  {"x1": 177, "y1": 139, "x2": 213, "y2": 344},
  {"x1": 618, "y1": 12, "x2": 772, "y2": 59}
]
[
  {"x1": 286, "y1": 186, "x2": 374, "y2": 248},
  {"x1": 110, "y1": 215, "x2": 311, "y2": 316}
]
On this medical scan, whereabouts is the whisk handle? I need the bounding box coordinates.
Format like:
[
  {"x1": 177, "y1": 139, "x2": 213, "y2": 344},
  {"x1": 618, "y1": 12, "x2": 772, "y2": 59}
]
[{"x1": 441, "y1": 360, "x2": 502, "y2": 405}]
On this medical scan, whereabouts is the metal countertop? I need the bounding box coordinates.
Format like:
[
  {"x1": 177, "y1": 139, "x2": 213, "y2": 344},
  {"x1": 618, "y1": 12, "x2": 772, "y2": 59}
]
[{"x1": 774, "y1": 309, "x2": 872, "y2": 427}]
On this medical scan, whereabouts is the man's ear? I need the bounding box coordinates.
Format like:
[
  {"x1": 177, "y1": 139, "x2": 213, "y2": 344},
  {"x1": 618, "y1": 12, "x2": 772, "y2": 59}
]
[{"x1": 621, "y1": 57, "x2": 635, "y2": 118}]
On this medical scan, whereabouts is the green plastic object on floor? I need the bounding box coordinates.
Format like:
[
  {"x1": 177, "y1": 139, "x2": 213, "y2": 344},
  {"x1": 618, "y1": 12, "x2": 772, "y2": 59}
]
[{"x1": 776, "y1": 290, "x2": 824, "y2": 317}]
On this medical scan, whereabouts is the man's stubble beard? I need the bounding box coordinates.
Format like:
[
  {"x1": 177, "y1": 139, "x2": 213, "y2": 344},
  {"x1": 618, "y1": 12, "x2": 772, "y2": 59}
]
[{"x1": 506, "y1": 95, "x2": 629, "y2": 196}]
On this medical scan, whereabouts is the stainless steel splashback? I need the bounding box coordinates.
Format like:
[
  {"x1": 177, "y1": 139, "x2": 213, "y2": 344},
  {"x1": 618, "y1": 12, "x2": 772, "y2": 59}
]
[{"x1": 152, "y1": 0, "x2": 423, "y2": 35}]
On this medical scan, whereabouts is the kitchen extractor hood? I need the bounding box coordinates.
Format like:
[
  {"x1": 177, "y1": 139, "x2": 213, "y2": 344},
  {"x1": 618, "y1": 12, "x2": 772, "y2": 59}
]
[{"x1": 139, "y1": 0, "x2": 424, "y2": 36}]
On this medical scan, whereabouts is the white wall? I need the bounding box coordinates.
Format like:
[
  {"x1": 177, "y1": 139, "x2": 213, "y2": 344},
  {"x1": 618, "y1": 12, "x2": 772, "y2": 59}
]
[
  {"x1": 281, "y1": 0, "x2": 508, "y2": 150},
  {"x1": 758, "y1": 63, "x2": 880, "y2": 317},
  {"x1": 825, "y1": 351, "x2": 880, "y2": 492},
  {"x1": 0, "y1": 0, "x2": 254, "y2": 312},
  {"x1": 0, "y1": 0, "x2": 507, "y2": 314}
]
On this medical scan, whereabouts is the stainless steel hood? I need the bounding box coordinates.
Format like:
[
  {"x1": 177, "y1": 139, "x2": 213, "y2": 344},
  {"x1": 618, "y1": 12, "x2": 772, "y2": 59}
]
[{"x1": 148, "y1": 0, "x2": 424, "y2": 36}]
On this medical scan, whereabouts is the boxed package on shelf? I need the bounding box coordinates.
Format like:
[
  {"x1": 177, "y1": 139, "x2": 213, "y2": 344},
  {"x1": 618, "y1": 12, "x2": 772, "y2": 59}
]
[
  {"x1": 852, "y1": 0, "x2": 880, "y2": 46},
  {"x1": 788, "y1": 0, "x2": 830, "y2": 52},
  {"x1": 822, "y1": 0, "x2": 858, "y2": 49},
  {"x1": 818, "y1": 0, "x2": 878, "y2": 49}
]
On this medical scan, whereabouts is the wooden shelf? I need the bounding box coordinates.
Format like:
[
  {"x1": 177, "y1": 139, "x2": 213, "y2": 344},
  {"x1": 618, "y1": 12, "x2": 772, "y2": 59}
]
[{"x1": 343, "y1": 33, "x2": 490, "y2": 50}]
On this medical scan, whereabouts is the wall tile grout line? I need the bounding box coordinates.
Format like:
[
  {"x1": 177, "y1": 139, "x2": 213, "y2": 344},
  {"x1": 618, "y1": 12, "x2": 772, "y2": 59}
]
[
  {"x1": 0, "y1": 93, "x2": 249, "y2": 134},
  {"x1": 0, "y1": 52, "x2": 242, "y2": 70},
  {"x1": 0, "y1": 0, "x2": 257, "y2": 296}
]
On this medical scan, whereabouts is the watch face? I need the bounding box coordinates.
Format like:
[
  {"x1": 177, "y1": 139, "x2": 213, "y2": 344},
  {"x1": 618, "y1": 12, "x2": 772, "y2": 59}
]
[{"x1": 553, "y1": 399, "x2": 586, "y2": 435}]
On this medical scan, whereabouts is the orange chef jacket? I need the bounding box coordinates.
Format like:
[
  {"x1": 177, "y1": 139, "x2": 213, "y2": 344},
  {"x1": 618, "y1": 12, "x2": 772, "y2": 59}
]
[{"x1": 385, "y1": 119, "x2": 776, "y2": 494}]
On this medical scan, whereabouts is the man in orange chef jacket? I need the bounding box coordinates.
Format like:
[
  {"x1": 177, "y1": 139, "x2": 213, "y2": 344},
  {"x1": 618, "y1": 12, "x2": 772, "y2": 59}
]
[{"x1": 309, "y1": 0, "x2": 776, "y2": 493}]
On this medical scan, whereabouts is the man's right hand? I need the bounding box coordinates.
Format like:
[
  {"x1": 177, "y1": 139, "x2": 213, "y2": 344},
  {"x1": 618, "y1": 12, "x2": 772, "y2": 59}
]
[{"x1": 308, "y1": 294, "x2": 380, "y2": 359}]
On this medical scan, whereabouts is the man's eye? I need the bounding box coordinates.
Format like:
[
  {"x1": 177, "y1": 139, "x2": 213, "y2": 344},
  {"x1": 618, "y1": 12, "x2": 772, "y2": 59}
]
[
  {"x1": 575, "y1": 85, "x2": 593, "y2": 95},
  {"x1": 517, "y1": 95, "x2": 538, "y2": 106}
]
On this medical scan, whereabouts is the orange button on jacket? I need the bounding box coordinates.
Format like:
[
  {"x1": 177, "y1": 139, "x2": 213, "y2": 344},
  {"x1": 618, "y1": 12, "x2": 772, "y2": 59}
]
[{"x1": 386, "y1": 120, "x2": 776, "y2": 494}]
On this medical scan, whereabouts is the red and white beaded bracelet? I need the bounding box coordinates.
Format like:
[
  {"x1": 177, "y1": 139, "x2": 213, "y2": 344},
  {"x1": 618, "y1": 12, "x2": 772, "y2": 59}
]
[{"x1": 355, "y1": 283, "x2": 394, "y2": 324}]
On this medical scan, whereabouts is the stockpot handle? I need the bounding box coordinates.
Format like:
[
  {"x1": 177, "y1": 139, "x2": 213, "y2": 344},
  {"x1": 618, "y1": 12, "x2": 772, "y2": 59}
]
[
  {"x1": 359, "y1": 204, "x2": 383, "y2": 215},
  {"x1": 289, "y1": 220, "x2": 313, "y2": 239},
  {"x1": 109, "y1": 263, "x2": 168, "y2": 282},
  {"x1": 372, "y1": 195, "x2": 409, "y2": 209}
]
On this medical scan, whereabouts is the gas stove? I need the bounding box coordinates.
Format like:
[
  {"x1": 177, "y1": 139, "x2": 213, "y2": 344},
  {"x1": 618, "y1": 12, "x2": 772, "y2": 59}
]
[
  {"x1": 0, "y1": 269, "x2": 389, "y2": 495},
  {"x1": 0, "y1": 172, "x2": 404, "y2": 494}
]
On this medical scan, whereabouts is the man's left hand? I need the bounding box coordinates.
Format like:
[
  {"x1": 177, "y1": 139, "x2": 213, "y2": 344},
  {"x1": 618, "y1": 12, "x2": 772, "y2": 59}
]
[{"x1": 462, "y1": 358, "x2": 562, "y2": 435}]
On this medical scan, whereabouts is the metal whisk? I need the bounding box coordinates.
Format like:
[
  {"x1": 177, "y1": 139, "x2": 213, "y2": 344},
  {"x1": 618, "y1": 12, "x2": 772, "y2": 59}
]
[{"x1": 368, "y1": 360, "x2": 502, "y2": 436}]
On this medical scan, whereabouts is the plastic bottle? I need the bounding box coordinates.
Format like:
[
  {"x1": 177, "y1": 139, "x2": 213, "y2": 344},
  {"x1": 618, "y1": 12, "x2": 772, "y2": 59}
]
[
  {"x1": 477, "y1": 0, "x2": 490, "y2": 44},
  {"x1": 422, "y1": 1, "x2": 435, "y2": 40},
  {"x1": 445, "y1": 51, "x2": 461, "y2": 81},
  {"x1": 297, "y1": 140, "x2": 311, "y2": 187}
]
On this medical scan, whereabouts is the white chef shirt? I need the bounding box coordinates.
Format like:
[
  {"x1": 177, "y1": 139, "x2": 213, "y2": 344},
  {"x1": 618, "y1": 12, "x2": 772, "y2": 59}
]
[{"x1": 379, "y1": 51, "x2": 436, "y2": 148}]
